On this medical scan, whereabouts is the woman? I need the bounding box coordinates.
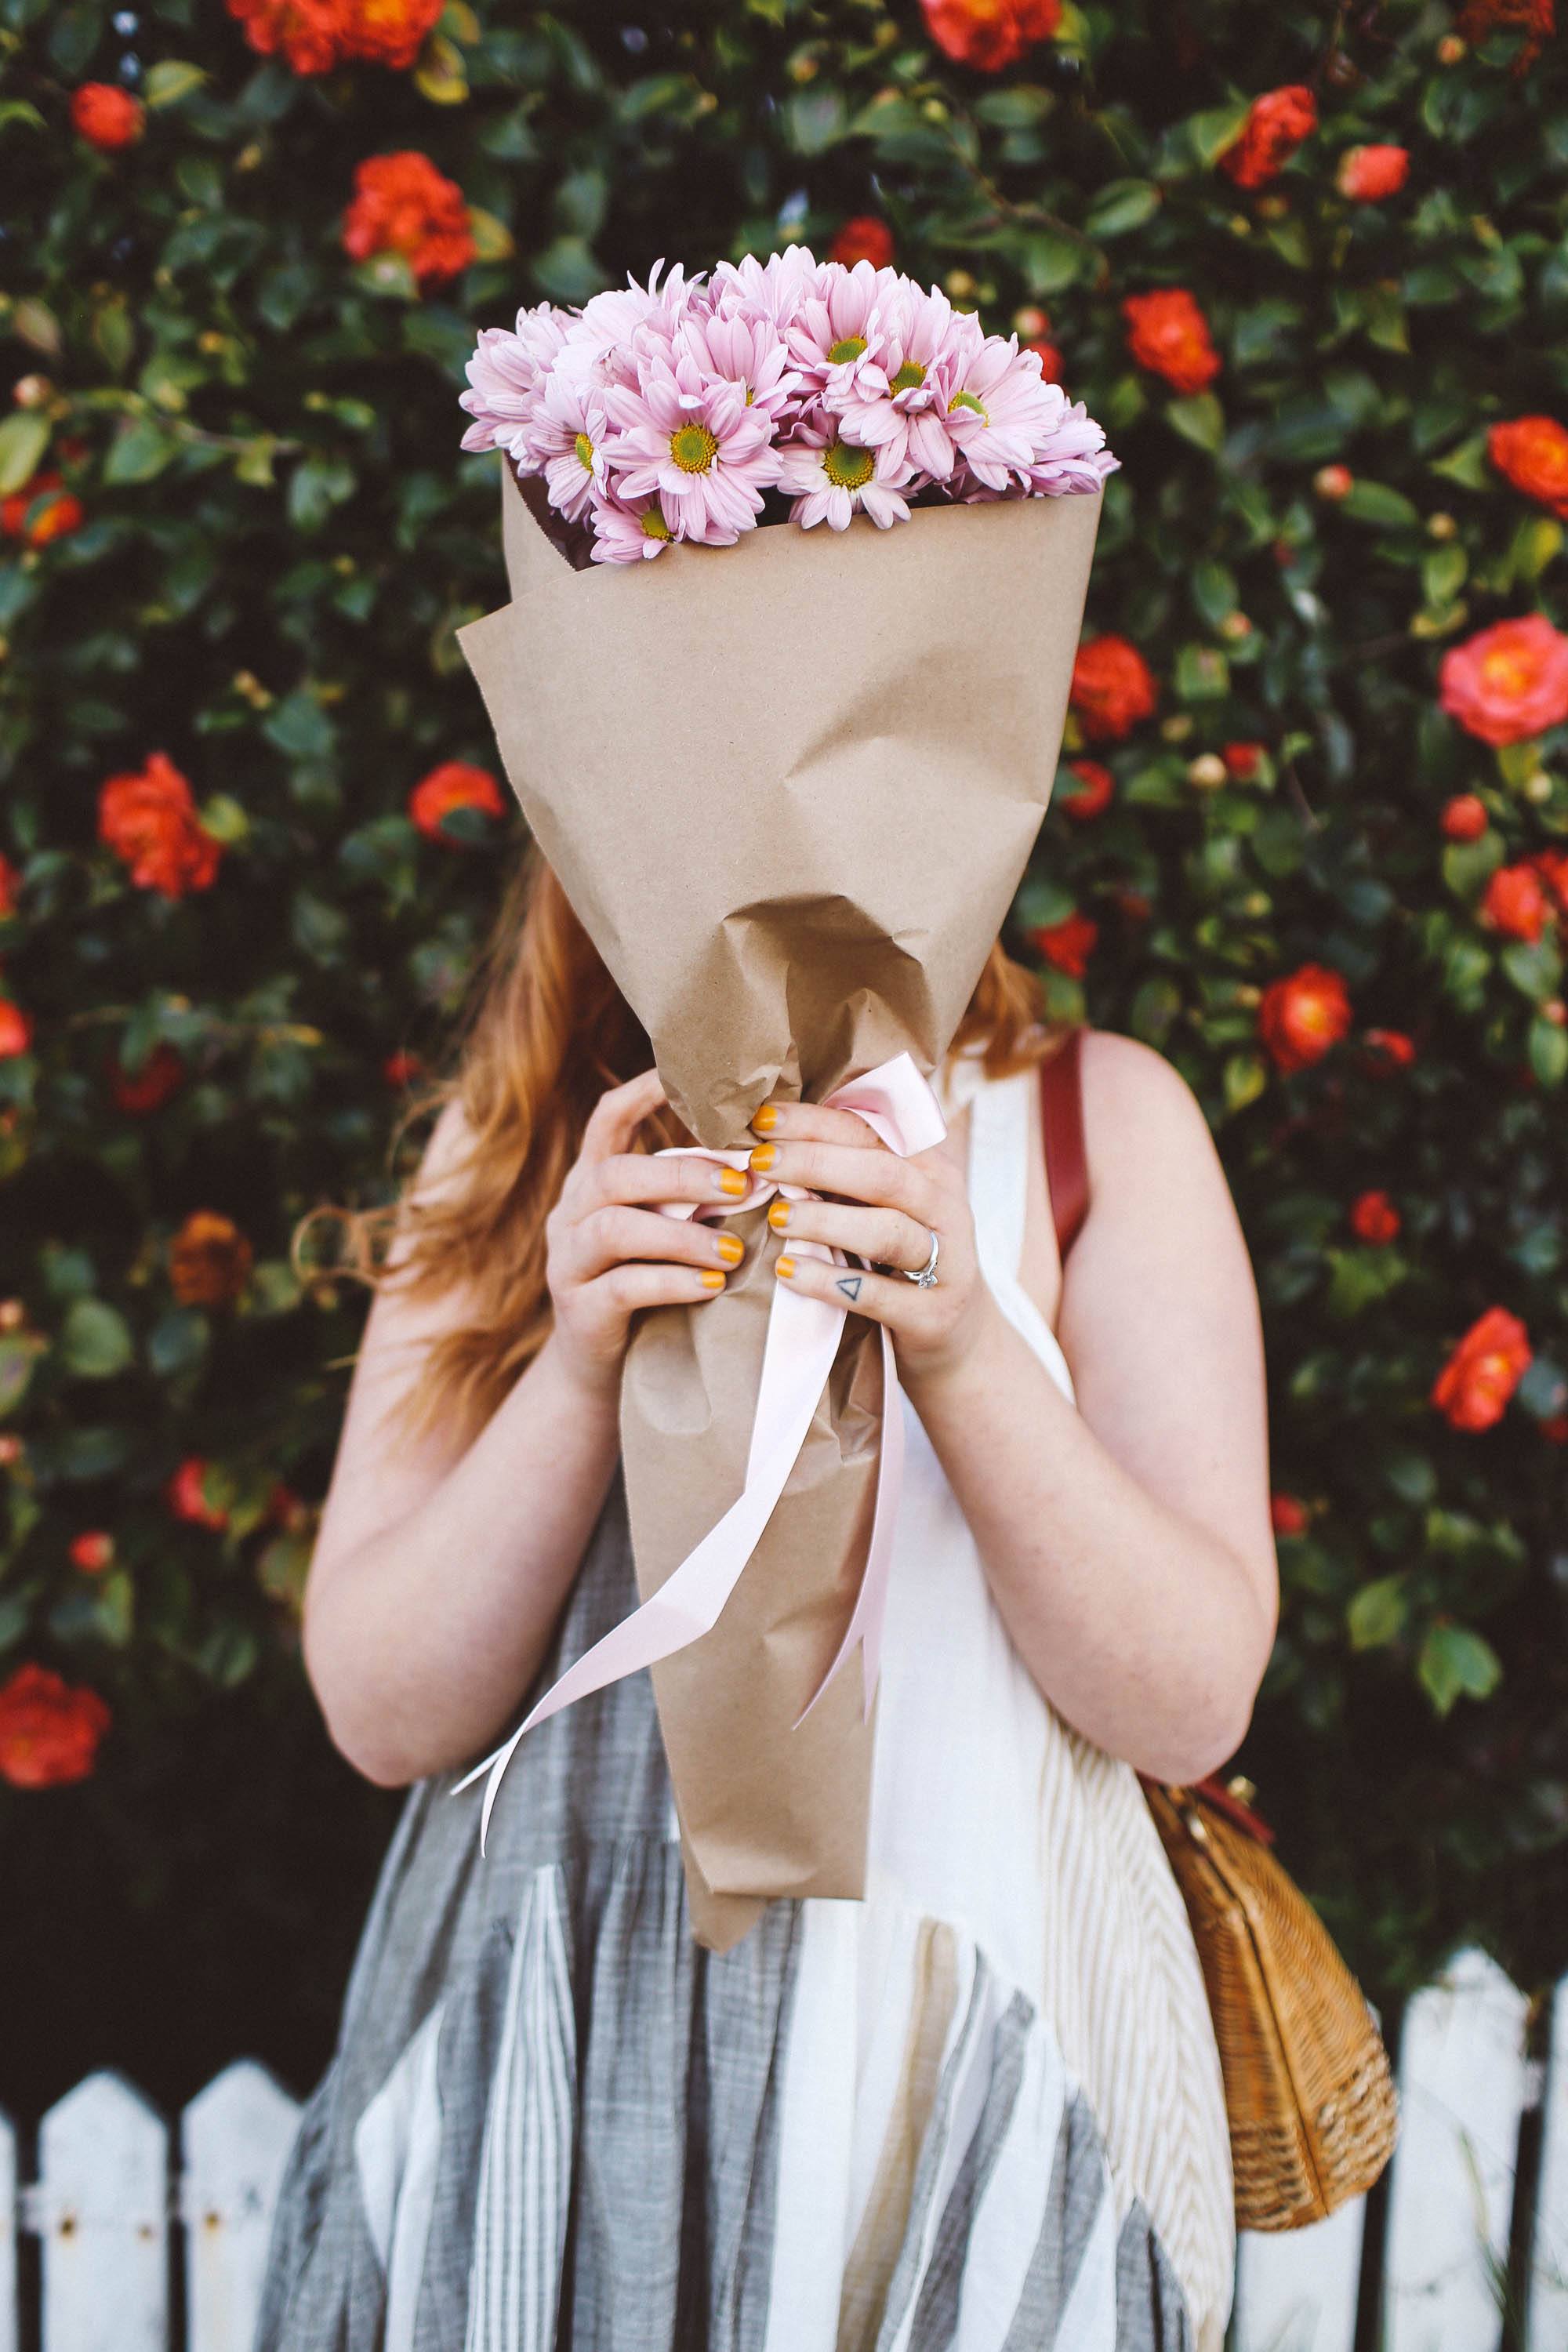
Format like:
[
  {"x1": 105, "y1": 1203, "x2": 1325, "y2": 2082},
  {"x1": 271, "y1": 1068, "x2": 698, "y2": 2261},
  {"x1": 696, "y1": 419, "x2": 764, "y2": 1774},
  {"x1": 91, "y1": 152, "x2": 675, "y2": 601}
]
[{"x1": 257, "y1": 850, "x2": 1278, "y2": 2352}]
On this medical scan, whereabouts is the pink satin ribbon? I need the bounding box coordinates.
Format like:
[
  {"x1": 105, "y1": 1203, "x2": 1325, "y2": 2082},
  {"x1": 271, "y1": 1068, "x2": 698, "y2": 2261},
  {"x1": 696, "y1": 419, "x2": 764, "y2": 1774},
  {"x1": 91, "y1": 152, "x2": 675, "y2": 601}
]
[{"x1": 455, "y1": 1050, "x2": 947, "y2": 1852}]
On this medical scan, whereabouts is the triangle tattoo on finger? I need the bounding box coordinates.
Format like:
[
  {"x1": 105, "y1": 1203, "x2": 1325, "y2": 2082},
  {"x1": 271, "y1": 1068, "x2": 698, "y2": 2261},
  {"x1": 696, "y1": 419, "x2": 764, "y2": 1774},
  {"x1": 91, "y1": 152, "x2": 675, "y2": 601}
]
[{"x1": 837, "y1": 1276, "x2": 863, "y2": 1302}]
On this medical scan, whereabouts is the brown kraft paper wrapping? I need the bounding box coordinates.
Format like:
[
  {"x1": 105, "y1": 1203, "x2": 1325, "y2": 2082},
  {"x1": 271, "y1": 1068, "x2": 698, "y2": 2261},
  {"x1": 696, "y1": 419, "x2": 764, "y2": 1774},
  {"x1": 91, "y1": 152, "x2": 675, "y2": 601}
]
[{"x1": 458, "y1": 460, "x2": 1101, "y2": 1949}]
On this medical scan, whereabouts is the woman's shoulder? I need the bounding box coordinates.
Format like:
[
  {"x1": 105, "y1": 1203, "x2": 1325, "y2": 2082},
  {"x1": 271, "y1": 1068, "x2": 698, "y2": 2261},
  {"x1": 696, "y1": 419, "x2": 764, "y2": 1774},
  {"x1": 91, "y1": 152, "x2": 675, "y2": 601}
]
[{"x1": 1076, "y1": 1029, "x2": 1222, "y2": 1201}]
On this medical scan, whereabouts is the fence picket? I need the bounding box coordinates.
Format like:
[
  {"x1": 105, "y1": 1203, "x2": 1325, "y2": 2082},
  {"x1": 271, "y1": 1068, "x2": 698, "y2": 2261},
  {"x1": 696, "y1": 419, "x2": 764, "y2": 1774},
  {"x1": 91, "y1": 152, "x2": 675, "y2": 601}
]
[
  {"x1": 181, "y1": 2063, "x2": 300, "y2": 2352},
  {"x1": 1527, "y1": 1969, "x2": 1568, "y2": 2350},
  {"x1": 1383, "y1": 1946, "x2": 1529, "y2": 2352},
  {"x1": 0, "y1": 2106, "x2": 16, "y2": 2352},
  {"x1": 35, "y1": 2073, "x2": 168, "y2": 2352},
  {"x1": 1232, "y1": 2197, "x2": 1366, "y2": 2352}
]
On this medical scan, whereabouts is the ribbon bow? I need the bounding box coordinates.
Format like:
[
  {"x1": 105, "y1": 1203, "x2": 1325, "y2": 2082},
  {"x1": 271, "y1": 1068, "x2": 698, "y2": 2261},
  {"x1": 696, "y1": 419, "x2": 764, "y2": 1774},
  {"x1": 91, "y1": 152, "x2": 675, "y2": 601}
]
[{"x1": 455, "y1": 1050, "x2": 946, "y2": 1850}]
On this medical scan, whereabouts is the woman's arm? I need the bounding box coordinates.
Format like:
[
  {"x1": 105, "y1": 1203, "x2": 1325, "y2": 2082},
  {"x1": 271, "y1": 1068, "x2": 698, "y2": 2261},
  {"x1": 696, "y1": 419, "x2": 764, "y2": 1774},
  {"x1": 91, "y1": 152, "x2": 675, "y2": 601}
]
[
  {"x1": 303, "y1": 1072, "x2": 752, "y2": 1787},
  {"x1": 750, "y1": 1032, "x2": 1278, "y2": 1785}
]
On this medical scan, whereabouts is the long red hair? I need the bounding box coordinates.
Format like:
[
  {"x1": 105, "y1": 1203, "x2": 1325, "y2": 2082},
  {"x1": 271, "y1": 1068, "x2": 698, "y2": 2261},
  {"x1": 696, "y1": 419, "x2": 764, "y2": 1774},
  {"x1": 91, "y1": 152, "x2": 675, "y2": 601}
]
[{"x1": 324, "y1": 850, "x2": 1062, "y2": 1441}]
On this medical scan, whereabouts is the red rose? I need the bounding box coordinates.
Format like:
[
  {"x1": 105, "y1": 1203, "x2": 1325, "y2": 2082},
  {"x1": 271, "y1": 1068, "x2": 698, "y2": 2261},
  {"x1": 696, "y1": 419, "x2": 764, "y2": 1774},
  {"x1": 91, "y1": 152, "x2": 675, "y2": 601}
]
[
  {"x1": 169, "y1": 1210, "x2": 253, "y2": 1309},
  {"x1": 167, "y1": 1457, "x2": 229, "y2": 1529},
  {"x1": 227, "y1": 0, "x2": 443, "y2": 73},
  {"x1": 1457, "y1": 0, "x2": 1554, "y2": 72},
  {"x1": 341, "y1": 0, "x2": 444, "y2": 68},
  {"x1": 1488, "y1": 417, "x2": 1568, "y2": 521},
  {"x1": 1218, "y1": 86, "x2": 1318, "y2": 190},
  {"x1": 0, "y1": 1664, "x2": 111, "y2": 1789},
  {"x1": 69, "y1": 1532, "x2": 114, "y2": 1574},
  {"x1": 110, "y1": 1043, "x2": 184, "y2": 1114},
  {"x1": 1363, "y1": 1027, "x2": 1417, "y2": 1072},
  {"x1": 1269, "y1": 1493, "x2": 1308, "y2": 1537},
  {"x1": 408, "y1": 760, "x2": 505, "y2": 841},
  {"x1": 1070, "y1": 636, "x2": 1158, "y2": 742},
  {"x1": 1439, "y1": 615, "x2": 1568, "y2": 747},
  {"x1": 1258, "y1": 964, "x2": 1352, "y2": 1073},
  {"x1": 920, "y1": 0, "x2": 1062, "y2": 73},
  {"x1": 383, "y1": 1049, "x2": 425, "y2": 1088},
  {"x1": 1432, "y1": 1305, "x2": 1532, "y2": 1432},
  {"x1": 1441, "y1": 793, "x2": 1490, "y2": 841},
  {"x1": 0, "y1": 856, "x2": 16, "y2": 920},
  {"x1": 1222, "y1": 741, "x2": 1265, "y2": 782},
  {"x1": 1532, "y1": 848, "x2": 1568, "y2": 911},
  {"x1": 0, "y1": 472, "x2": 84, "y2": 546},
  {"x1": 98, "y1": 753, "x2": 222, "y2": 898},
  {"x1": 1122, "y1": 290, "x2": 1221, "y2": 395},
  {"x1": 1336, "y1": 144, "x2": 1410, "y2": 201},
  {"x1": 70, "y1": 83, "x2": 144, "y2": 150},
  {"x1": 0, "y1": 1000, "x2": 32, "y2": 1059},
  {"x1": 1481, "y1": 861, "x2": 1552, "y2": 942},
  {"x1": 829, "y1": 217, "x2": 894, "y2": 270},
  {"x1": 341, "y1": 152, "x2": 476, "y2": 285},
  {"x1": 1350, "y1": 1189, "x2": 1401, "y2": 1244},
  {"x1": 1033, "y1": 912, "x2": 1098, "y2": 977},
  {"x1": 1060, "y1": 759, "x2": 1115, "y2": 822}
]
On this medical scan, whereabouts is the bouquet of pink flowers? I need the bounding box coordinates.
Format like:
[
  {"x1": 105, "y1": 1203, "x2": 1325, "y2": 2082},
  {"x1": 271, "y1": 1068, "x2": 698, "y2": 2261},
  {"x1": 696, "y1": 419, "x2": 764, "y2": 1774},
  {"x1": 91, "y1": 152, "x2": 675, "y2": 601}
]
[
  {"x1": 457, "y1": 250, "x2": 1116, "y2": 562},
  {"x1": 455, "y1": 251, "x2": 1110, "y2": 1948}
]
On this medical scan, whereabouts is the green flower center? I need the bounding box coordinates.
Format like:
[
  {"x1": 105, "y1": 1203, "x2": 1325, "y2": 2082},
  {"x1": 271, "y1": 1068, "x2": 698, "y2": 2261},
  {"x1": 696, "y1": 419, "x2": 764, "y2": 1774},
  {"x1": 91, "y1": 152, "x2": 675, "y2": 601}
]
[
  {"x1": 948, "y1": 390, "x2": 987, "y2": 421},
  {"x1": 574, "y1": 430, "x2": 594, "y2": 472},
  {"x1": 890, "y1": 360, "x2": 927, "y2": 394},
  {"x1": 823, "y1": 441, "x2": 875, "y2": 492},
  {"x1": 670, "y1": 422, "x2": 719, "y2": 474},
  {"x1": 828, "y1": 335, "x2": 868, "y2": 366},
  {"x1": 640, "y1": 506, "x2": 673, "y2": 542}
]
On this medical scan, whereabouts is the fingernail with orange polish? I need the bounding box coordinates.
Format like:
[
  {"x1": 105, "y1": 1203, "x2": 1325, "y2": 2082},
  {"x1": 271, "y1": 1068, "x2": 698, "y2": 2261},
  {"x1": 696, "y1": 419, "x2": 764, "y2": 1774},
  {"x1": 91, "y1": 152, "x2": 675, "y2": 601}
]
[
  {"x1": 715, "y1": 1232, "x2": 744, "y2": 1266},
  {"x1": 775, "y1": 1257, "x2": 796, "y2": 1281},
  {"x1": 716, "y1": 1166, "x2": 748, "y2": 1196},
  {"x1": 750, "y1": 1143, "x2": 777, "y2": 1173},
  {"x1": 768, "y1": 1201, "x2": 791, "y2": 1232},
  {"x1": 752, "y1": 1103, "x2": 779, "y2": 1134},
  {"x1": 699, "y1": 1269, "x2": 726, "y2": 1291}
]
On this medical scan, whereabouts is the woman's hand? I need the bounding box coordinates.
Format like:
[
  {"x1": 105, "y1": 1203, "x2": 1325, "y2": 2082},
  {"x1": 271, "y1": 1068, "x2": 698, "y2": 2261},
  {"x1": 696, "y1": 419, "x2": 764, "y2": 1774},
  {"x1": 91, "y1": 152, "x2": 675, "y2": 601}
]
[
  {"x1": 547, "y1": 1068, "x2": 754, "y2": 1399},
  {"x1": 747, "y1": 1100, "x2": 994, "y2": 1384}
]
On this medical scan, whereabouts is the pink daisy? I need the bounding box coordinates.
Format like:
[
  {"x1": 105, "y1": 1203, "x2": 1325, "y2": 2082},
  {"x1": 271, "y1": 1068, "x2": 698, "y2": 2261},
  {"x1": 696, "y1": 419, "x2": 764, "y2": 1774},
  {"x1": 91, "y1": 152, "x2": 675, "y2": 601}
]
[
  {"x1": 564, "y1": 260, "x2": 699, "y2": 390},
  {"x1": 711, "y1": 245, "x2": 823, "y2": 331},
  {"x1": 589, "y1": 489, "x2": 678, "y2": 564},
  {"x1": 786, "y1": 257, "x2": 898, "y2": 405},
  {"x1": 601, "y1": 352, "x2": 781, "y2": 543},
  {"x1": 458, "y1": 303, "x2": 570, "y2": 456},
  {"x1": 528, "y1": 366, "x2": 610, "y2": 524},
  {"x1": 1024, "y1": 397, "x2": 1121, "y2": 497},
  {"x1": 777, "y1": 427, "x2": 914, "y2": 531},
  {"x1": 824, "y1": 281, "x2": 975, "y2": 481},
  {"x1": 941, "y1": 336, "x2": 1063, "y2": 495},
  {"x1": 674, "y1": 307, "x2": 802, "y2": 426}
]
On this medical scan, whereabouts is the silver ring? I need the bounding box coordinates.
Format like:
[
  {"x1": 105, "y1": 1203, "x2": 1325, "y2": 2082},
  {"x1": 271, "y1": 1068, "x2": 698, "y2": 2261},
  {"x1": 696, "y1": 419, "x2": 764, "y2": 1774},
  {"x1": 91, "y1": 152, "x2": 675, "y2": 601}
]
[{"x1": 902, "y1": 1230, "x2": 940, "y2": 1289}]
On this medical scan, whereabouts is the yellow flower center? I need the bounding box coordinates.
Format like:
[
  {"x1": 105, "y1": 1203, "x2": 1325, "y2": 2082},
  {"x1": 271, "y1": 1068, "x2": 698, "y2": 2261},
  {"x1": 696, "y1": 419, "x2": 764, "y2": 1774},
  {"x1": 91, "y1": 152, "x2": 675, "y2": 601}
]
[
  {"x1": 949, "y1": 389, "x2": 987, "y2": 421},
  {"x1": 828, "y1": 335, "x2": 868, "y2": 365},
  {"x1": 640, "y1": 506, "x2": 673, "y2": 541},
  {"x1": 822, "y1": 441, "x2": 875, "y2": 491},
  {"x1": 670, "y1": 422, "x2": 719, "y2": 474},
  {"x1": 573, "y1": 430, "x2": 594, "y2": 473},
  {"x1": 890, "y1": 360, "x2": 926, "y2": 394}
]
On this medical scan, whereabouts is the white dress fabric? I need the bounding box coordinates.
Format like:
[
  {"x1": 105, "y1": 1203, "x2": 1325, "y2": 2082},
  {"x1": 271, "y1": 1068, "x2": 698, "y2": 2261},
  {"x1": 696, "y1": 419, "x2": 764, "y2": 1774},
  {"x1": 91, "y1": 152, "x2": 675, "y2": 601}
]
[{"x1": 757, "y1": 1061, "x2": 1236, "y2": 2352}]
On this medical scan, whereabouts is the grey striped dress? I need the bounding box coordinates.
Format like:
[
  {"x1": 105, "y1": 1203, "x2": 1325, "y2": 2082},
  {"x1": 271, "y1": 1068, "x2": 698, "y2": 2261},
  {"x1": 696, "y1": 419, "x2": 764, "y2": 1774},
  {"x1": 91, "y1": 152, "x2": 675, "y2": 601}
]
[{"x1": 255, "y1": 1064, "x2": 1235, "y2": 2352}]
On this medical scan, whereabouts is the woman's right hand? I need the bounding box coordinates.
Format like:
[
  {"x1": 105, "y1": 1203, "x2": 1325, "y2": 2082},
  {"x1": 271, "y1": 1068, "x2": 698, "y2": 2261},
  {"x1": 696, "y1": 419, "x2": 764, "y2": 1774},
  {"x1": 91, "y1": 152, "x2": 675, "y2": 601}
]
[{"x1": 545, "y1": 1068, "x2": 753, "y2": 1398}]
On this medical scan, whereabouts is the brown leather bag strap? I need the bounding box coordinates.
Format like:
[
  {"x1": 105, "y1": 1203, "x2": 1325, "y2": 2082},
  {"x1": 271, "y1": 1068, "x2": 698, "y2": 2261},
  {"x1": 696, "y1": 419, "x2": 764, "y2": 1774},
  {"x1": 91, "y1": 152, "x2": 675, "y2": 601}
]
[{"x1": 1039, "y1": 1025, "x2": 1090, "y2": 1265}]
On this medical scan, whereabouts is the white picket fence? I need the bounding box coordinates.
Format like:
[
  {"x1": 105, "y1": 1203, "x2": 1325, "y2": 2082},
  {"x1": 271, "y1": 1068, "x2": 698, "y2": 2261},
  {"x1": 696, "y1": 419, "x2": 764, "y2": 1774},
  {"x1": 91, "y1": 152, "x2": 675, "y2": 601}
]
[{"x1": 2, "y1": 1946, "x2": 1566, "y2": 2351}]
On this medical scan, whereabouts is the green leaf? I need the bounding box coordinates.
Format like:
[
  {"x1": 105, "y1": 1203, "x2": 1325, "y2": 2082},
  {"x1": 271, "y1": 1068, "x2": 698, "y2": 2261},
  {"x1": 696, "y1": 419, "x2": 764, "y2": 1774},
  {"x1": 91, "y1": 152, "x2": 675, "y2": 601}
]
[
  {"x1": 1017, "y1": 233, "x2": 1084, "y2": 296},
  {"x1": 103, "y1": 417, "x2": 179, "y2": 485},
  {"x1": 1443, "y1": 833, "x2": 1505, "y2": 900},
  {"x1": 287, "y1": 455, "x2": 357, "y2": 532},
  {"x1": 1529, "y1": 1016, "x2": 1568, "y2": 1087},
  {"x1": 147, "y1": 1308, "x2": 209, "y2": 1377},
  {"x1": 1165, "y1": 394, "x2": 1224, "y2": 454},
  {"x1": 1083, "y1": 180, "x2": 1161, "y2": 239},
  {"x1": 0, "y1": 412, "x2": 49, "y2": 496},
  {"x1": 1500, "y1": 937, "x2": 1563, "y2": 1003},
  {"x1": 1418, "y1": 1623, "x2": 1502, "y2": 1716},
  {"x1": 0, "y1": 1335, "x2": 40, "y2": 1415},
  {"x1": 1188, "y1": 100, "x2": 1252, "y2": 168},
  {"x1": 1222, "y1": 1052, "x2": 1268, "y2": 1113},
  {"x1": 782, "y1": 89, "x2": 846, "y2": 155},
  {"x1": 1174, "y1": 641, "x2": 1229, "y2": 700},
  {"x1": 60, "y1": 1299, "x2": 135, "y2": 1381},
  {"x1": 1348, "y1": 1575, "x2": 1407, "y2": 1651},
  {"x1": 143, "y1": 59, "x2": 206, "y2": 106},
  {"x1": 1430, "y1": 433, "x2": 1492, "y2": 490},
  {"x1": 1337, "y1": 480, "x2": 1421, "y2": 531}
]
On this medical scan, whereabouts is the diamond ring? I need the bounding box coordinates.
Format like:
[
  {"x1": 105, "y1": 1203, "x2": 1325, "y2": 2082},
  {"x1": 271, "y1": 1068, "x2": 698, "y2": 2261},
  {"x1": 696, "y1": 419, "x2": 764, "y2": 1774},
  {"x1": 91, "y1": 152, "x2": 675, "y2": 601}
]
[{"x1": 901, "y1": 1230, "x2": 940, "y2": 1289}]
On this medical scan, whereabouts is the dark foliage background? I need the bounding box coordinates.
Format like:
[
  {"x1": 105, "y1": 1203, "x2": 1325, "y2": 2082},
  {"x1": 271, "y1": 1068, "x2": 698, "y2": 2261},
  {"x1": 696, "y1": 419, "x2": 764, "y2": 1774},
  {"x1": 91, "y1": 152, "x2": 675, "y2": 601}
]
[{"x1": 2, "y1": 0, "x2": 1566, "y2": 2118}]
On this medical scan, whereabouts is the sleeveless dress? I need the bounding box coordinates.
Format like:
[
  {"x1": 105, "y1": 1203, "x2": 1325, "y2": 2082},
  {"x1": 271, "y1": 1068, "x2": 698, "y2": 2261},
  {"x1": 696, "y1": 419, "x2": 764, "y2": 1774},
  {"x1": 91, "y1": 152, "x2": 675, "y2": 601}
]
[{"x1": 255, "y1": 1061, "x2": 1236, "y2": 2352}]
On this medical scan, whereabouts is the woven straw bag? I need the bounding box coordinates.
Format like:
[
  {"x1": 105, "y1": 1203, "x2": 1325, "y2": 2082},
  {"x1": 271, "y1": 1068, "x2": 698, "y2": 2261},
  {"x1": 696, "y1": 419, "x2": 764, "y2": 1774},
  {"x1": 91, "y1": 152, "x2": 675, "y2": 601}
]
[{"x1": 1040, "y1": 1029, "x2": 1399, "y2": 2230}]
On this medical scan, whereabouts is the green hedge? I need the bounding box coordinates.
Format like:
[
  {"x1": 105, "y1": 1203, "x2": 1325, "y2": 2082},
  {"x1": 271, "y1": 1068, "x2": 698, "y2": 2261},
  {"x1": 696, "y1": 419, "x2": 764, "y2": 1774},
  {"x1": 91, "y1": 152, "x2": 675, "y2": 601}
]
[{"x1": 2, "y1": 0, "x2": 1566, "y2": 2104}]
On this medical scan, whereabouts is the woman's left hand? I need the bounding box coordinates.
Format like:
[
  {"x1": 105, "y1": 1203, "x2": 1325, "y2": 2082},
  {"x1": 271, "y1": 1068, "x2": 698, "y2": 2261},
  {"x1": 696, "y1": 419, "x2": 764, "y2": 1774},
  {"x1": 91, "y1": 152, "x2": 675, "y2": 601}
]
[{"x1": 747, "y1": 1100, "x2": 995, "y2": 1384}]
